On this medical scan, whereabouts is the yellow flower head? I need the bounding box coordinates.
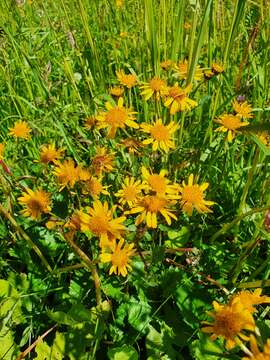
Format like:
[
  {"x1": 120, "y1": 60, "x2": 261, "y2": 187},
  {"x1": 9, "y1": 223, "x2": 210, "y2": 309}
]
[
  {"x1": 40, "y1": 144, "x2": 64, "y2": 164},
  {"x1": 160, "y1": 60, "x2": 173, "y2": 70},
  {"x1": 242, "y1": 335, "x2": 270, "y2": 360},
  {"x1": 116, "y1": 70, "x2": 137, "y2": 88},
  {"x1": 212, "y1": 63, "x2": 224, "y2": 74},
  {"x1": 18, "y1": 188, "x2": 51, "y2": 220},
  {"x1": 120, "y1": 137, "x2": 144, "y2": 154},
  {"x1": 230, "y1": 289, "x2": 270, "y2": 314},
  {"x1": 202, "y1": 298, "x2": 256, "y2": 350},
  {"x1": 184, "y1": 22, "x2": 192, "y2": 30},
  {"x1": 140, "y1": 118, "x2": 178, "y2": 152},
  {"x1": 173, "y1": 60, "x2": 203, "y2": 81},
  {"x1": 91, "y1": 147, "x2": 115, "y2": 176},
  {"x1": 140, "y1": 77, "x2": 167, "y2": 101},
  {"x1": 79, "y1": 200, "x2": 126, "y2": 247},
  {"x1": 179, "y1": 174, "x2": 215, "y2": 215},
  {"x1": 100, "y1": 238, "x2": 135, "y2": 276},
  {"x1": 115, "y1": 177, "x2": 144, "y2": 208},
  {"x1": 258, "y1": 131, "x2": 270, "y2": 148},
  {"x1": 110, "y1": 86, "x2": 124, "y2": 97},
  {"x1": 215, "y1": 113, "x2": 249, "y2": 142},
  {"x1": 83, "y1": 177, "x2": 109, "y2": 198},
  {"x1": 233, "y1": 100, "x2": 254, "y2": 119},
  {"x1": 141, "y1": 166, "x2": 180, "y2": 198},
  {"x1": 9, "y1": 120, "x2": 31, "y2": 140},
  {"x1": 127, "y1": 195, "x2": 177, "y2": 228},
  {"x1": 164, "y1": 84, "x2": 197, "y2": 114},
  {"x1": 116, "y1": 0, "x2": 123, "y2": 7},
  {"x1": 0, "y1": 143, "x2": 5, "y2": 159},
  {"x1": 84, "y1": 116, "x2": 97, "y2": 130},
  {"x1": 96, "y1": 97, "x2": 138, "y2": 138},
  {"x1": 53, "y1": 159, "x2": 80, "y2": 190}
]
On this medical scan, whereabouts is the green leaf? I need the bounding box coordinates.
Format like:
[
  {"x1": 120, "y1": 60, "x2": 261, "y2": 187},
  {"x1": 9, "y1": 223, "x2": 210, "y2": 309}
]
[
  {"x1": 128, "y1": 299, "x2": 151, "y2": 333},
  {"x1": 0, "y1": 326, "x2": 19, "y2": 359},
  {"x1": 0, "y1": 279, "x2": 23, "y2": 325},
  {"x1": 108, "y1": 345, "x2": 138, "y2": 360},
  {"x1": 191, "y1": 333, "x2": 224, "y2": 360},
  {"x1": 47, "y1": 311, "x2": 77, "y2": 326}
]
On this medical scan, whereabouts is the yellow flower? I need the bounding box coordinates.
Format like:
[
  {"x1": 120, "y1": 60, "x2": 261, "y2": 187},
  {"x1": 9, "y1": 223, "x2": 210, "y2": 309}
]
[
  {"x1": 184, "y1": 22, "x2": 192, "y2": 30},
  {"x1": 179, "y1": 174, "x2": 215, "y2": 215},
  {"x1": 83, "y1": 177, "x2": 109, "y2": 198},
  {"x1": 84, "y1": 116, "x2": 97, "y2": 130},
  {"x1": 212, "y1": 63, "x2": 224, "y2": 74},
  {"x1": 160, "y1": 60, "x2": 173, "y2": 70},
  {"x1": 204, "y1": 70, "x2": 214, "y2": 80},
  {"x1": 79, "y1": 200, "x2": 126, "y2": 247},
  {"x1": 140, "y1": 118, "x2": 178, "y2": 152},
  {"x1": 127, "y1": 195, "x2": 177, "y2": 228},
  {"x1": 18, "y1": 188, "x2": 51, "y2": 220},
  {"x1": 120, "y1": 31, "x2": 128, "y2": 38},
  {"x1": 0, "y1": 143, "x2": 5, "y2": 159},
  {"x1": 215, "y1": 114, "x2": 249, "y2": 142},
  {"x1": 233, "y1": 100, "x2": 254, "y2": 119},
  {"x1": 164, "y1": 84, "x2": 197, "y2": 114},
  {"x1": 116, "y1": 70, "x2": 137, "y2": 88},
  {"x1": 100, "y1": 238, "x2": 135, "y2": 276},
  {"x1": 91, "y1": 147, "x2": 115, "y2": 176},
  {"x1": 116, "y1": 0, "x2": 123, "y2": 7},
  {"x1": 230, "y1": 289, "x2": 270, "y2": 314},
  {"x1": 141, "y1": 166, "x2": 180, "y2": 198},
  {"x1": 40, "y1": 144, "x2": 63, "y2": 164},
  {"x1": 120, "y1": 137, "x2": 144, "y2": 154},
  {"x1": 53, "y1": 159, "x2": 80, "y2": 190},
  {"x1": 115, "y1": 177, "x2": 144, "y2": 207},
  {"x1": 258, "y1": 131, "x2": 270, "y2": 148},
  {"x1": 96, "y1": 97, "x2": 138, "y2": 138},
  {"x1": 110, "y1": 86, "x2": 124, "y2": 97},
  {"x1": 9, "y1": 120, "x2": 31, "y2": 140},
  {"x1": 242, "y1": 335, "x2": 270, "y2": 360},
  {"x1": 202, "y1": 298, "x2": 256, "y2": 350},
  {"x1": 140, "y1": 77, "x2": 167, "y2": 101},
  {"x1": 173, "y1": 60, "x2": 203, "y2": 81}
]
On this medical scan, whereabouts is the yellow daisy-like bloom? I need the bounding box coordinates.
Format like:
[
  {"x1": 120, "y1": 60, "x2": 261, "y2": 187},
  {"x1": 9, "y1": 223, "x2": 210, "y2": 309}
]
[
  {"x1": 0, "y1": 143, "x2": 5, "y2": 159},
  {"x1": 96, "y1": 97, "x2": 138, "y2": 138},
  {"x1": 204, "y1": 70, "x2": 214, "y2": 80},
  {"x1": 100, "y1": 238, "x2": 135, "y2": 276},
  {"x1": 83, "y1": 177, "x2": 109, "y2": 198},
  {"x1": 120, "y1": 137, "x2": 144, "y2": 154},
  {"x1": 212, "y1": 63, "x2": 224, "y2": 74},
  {"x1": 215, "y1": 114, "x2": 249, "y2": 142},
  {"x1": 116, "y1": 70, "x2": 137, "y2": 89},
  {"x1": 140, "y1": 77, "x2": 167, "y2": 101},
  {"x1": 84, "y1": 116, "x2": 97, "y2": 130},
  {"x1": 242, "y1": 335, "x2": 270, "y2": 360},
  {"x1": 202, "y1": 298, "x2": 256, "y2": 350},
  {"x1": 115, "y1": 177, "x2": 145, "y2": 208},
  {"x1": 179, "y1": 174, "x2": 215, "y2": 215},
  {"x1": 18, "y1": 188, "x2": 51, "y2": 220},
  {"x1": 91, "y1": 147, "x2": 115, "y2": 176},
  {"x1": 9, "y1": 120, "x2": 31, "y2": 140},
  {"x1": 80, "y1": 200, "x2": 126, "y2": 247},
  {"x1": 258, "y1": 131, "x2": 270, "y2": 148},
  {"x1": 40, "y1": 144, "x2": 63, "y2": 164},
  {"x1": 230, "y1": 289, "x2": 270, "y2": 314},
  {"x1": 160, "y1": 60, "x2": 173, "y2": 70},
  {"x1": 141, "y1": 166, "x2": 180, "y2": 198},
  {"x1": 110, "y1": 86, "x2": 124, "y2": 97},
  {"x1": 127, "y1": 195, "x2": 177, "y2": 228},
  {"x1": 173, "y1": 60, "x2": 203, "y2": 81},
  {"x1": 140, "y1": 118, "x2": 178, "y2": 152},
  {"x1": 164, "y1": 84, "x2": 197, "y2": 114},
  {"x1": 53, "y1": 159, "x2": 80, "y2": 190},
  {"x1": 233, "y1": 100, "x2": 254, "y2": 119}
]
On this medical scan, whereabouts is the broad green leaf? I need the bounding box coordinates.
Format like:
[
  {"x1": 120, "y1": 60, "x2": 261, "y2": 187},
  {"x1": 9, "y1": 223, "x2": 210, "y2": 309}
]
[
  {"x1": 108, "y1": 345, "x2": 138, "y2": 360},
  {"x1": 0, "y1": 279, "x2": 23, "y2": 325},
  {"x1": 0, "y1": 326, "x2": 18, "y2": 359}
]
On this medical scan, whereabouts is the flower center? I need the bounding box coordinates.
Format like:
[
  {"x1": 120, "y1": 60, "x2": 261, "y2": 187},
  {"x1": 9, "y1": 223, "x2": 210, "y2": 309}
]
[
  {"x1": 28, "y1": 199, "x2": 44, "y2": 212},
  {"x1": 150, "y1": 124, "x2": 170, "y2": 141},
  {"x1": 182, "y1": 185, "x2": 203, "y2": 204},
  {"x1": 111, "y1": 250, "x2": 128, "y2": 268},
  {"x1": 144, "y1": 196, "x2": 167, "y2": 213},
  {"x1": 222, "y1": 116, "x2": 242, "y2": 130},
  {"x1": 106, "y1": 108, "x2": 127, "y2": 128},
  {"x1": 169, "y1": 87, "x2": 186, "y2": 101},
  {"x1": 148, "y1": 174, "x2": 166, "y2": 193},
  {"x1": 149, "y1": 78, "x2": 165, "y2": 91},
  {"x1": 87, "y1": 179, "x2": 102, "y2": 196},
  {"x1": 214, "y1": 310, "x2": 241, "y2": 337},
  {"x1": 88, "y1": 215, "x2": 110, "y2": 234},
  {"x1": 122, "y1": 185, "x2": 138, "y2": 201}
]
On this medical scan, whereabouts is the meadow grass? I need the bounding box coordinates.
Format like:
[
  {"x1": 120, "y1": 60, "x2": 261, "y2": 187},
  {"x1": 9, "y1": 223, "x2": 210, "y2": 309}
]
[{"x1": 0, "y1": 0, "x2": 270, "y2": 359}]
